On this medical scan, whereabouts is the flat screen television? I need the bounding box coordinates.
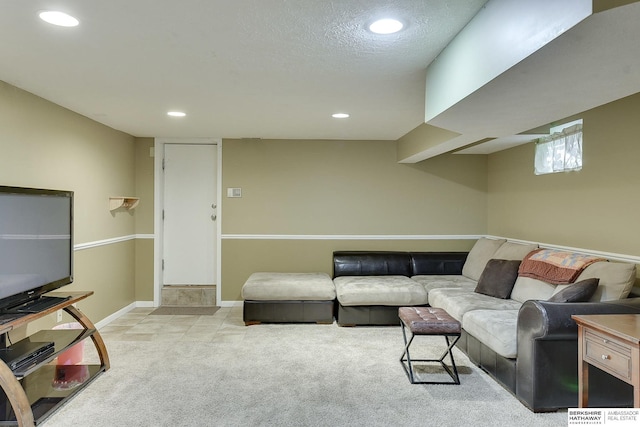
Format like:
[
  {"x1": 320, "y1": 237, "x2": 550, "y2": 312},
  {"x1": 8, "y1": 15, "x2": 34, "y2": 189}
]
[{"x1": 0, "y1": 186, "x2": 74, "y2": 312}]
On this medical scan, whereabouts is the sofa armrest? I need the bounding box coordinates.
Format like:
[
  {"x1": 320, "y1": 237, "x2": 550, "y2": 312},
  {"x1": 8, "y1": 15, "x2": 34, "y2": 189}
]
[
  {"x1": 516, "y1": 298, "x2": 640, "y2": 412},
  {"x1": 518, "y1": 298, "x2": 640, "y2": 342}
]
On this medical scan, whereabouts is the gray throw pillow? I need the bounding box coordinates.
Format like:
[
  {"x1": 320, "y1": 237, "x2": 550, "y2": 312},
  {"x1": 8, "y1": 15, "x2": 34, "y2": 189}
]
[
  {"x1": 547, "y1": 278, "x2": 600, "y2": 303},
  {"x1": 474, "y1": 259, "x2": 521, "y2": 299}
]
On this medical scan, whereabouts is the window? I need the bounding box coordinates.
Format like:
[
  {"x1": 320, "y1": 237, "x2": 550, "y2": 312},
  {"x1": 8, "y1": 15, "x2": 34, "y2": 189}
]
[{"x1": 534, "y1": 120, "x2": 583, "y2": 175}]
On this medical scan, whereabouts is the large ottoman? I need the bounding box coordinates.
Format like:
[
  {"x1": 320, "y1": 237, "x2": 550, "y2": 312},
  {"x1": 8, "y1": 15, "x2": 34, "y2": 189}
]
[{"x1": 242, "y1": 272, "x2": 336, "y2": 325}]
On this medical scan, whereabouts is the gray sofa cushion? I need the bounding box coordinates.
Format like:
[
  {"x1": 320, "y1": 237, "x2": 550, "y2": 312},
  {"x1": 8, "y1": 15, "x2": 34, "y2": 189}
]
[
  {"x1": 462, "y1": 309, "x2": 519, "y2": 358},
  {"x1": 574, "y1": 261, "x2": 637, "y2": 301},
  {"x1": 410, "y1": 275, "x2": 477, "y2": 303},
  {"x1": 510, "y1": 276, "x2": 557, "y2": 303},
  {"x1": 241, "y1": 272, "x2": 336, "y2": 301},
  {"x1": 428, "y1": 287, "x2": 522, "y2": 322},
  {"x1": 334, "y1": 275, "x2": 428, "y2": 306},
  {"x1": 474, "y1": 259, "x2": 520, "y2": 299},
  {"x1": 492, "y1": 241, "x2": 539, "y2": 260},
  {"x1": 547, "y1": 278, "x2": 599, "y2": 303},
  {"x1": 462, "y1": 238, "x2": 506, "y2": 281}
]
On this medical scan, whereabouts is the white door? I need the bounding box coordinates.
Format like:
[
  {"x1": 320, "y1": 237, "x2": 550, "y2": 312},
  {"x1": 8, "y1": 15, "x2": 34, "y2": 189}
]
[{"x1": 162, "y1": 144, "x2": 217, "y2": 285}]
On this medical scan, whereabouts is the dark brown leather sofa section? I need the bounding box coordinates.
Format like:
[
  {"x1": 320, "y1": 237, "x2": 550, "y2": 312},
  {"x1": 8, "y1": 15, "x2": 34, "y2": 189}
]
[{"x1": 332, "y1": 251, "x2": 468, "y2": 326}]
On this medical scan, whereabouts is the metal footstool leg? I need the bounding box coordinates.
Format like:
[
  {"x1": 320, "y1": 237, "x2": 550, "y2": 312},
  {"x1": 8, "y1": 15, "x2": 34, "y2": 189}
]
[{"x1": 400, "y1": 310, "x2": 460, "y2": 384}]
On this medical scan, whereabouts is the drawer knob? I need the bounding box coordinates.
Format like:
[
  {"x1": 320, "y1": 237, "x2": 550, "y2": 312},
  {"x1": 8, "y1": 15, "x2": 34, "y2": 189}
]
[{"x1": 601, "y1": 354, "x2": 611, "y2": 360}]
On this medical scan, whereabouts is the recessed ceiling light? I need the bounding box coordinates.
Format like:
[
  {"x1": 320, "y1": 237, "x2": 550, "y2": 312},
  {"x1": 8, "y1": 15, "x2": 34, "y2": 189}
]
[
  {"x1": 39, "y1": 11, "x2": 79, "y2": 27},
  {"x1": 368, "y1": 18, "x2": 404, "y2": 35},
  {"x1": 167, "y1": 111, "x2": 186, "y2": 117},
  {"x1": 332, "y1": 113, "x2": 350, "y2": 119}
]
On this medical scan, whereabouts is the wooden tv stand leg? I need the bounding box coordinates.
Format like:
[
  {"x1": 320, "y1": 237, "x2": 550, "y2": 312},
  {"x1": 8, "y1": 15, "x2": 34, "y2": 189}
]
[
  {"x1": 64, "y1": 305, "x2": 110, "y2": 370},
  {"x1": 0, "y1": 361, "x2": 34, "y2": 427}
]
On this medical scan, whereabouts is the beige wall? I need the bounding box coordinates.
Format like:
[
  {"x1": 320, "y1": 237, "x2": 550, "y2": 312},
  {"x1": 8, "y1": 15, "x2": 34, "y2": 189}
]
[
  {"x1": 220, "y1": 138, "x2": 488, "y2": 300},
  {"x1": 6, "y1": 75, "x2": 638, "y2": 311},
  {"x1": 222, "y1": 139, "x2": 487, "y2": 235},
  {"x1": 487, "y1": 92, "x2": 640, "y2": 255},
  {"x1": 0, "y1": 81, "x2": 138, "y2": 334},
  {"x1": 487, "y1": 92, "x2": 640, "y2": 291},
  {"x1": 134, "y1": 138, "x2": 155, "y2": 301},
  {"x1": 0, "y1": 82, "x2": 136, "y2": 242},
  {"x1": 134, "y1": 138, "x2": 155, "y2": 234}
]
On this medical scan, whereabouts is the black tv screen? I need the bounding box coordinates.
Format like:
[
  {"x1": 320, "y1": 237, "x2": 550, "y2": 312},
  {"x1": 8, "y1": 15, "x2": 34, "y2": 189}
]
[{"x1": 0, "y1": 186, "x2": 73, "y2": 310}]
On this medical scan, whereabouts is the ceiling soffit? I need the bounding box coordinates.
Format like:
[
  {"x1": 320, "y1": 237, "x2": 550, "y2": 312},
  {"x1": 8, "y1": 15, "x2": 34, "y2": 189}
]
[{"x1": 406, "y1": 1, "x2": 640, "y2": 162}]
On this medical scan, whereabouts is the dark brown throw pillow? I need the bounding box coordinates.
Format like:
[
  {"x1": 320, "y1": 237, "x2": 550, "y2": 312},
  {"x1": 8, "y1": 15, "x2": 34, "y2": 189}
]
[
  {"x1": 474, "y1": 259, "x2": 521, "y2": 299},
  {"x1": 547, "y1": 278, "x2": 600, "y2": 303}
]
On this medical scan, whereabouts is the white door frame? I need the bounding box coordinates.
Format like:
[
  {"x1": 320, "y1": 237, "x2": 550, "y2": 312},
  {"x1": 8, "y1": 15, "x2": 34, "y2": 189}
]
[{"x1": 153, "y1": 138, "x2": 222, "y2": 307}]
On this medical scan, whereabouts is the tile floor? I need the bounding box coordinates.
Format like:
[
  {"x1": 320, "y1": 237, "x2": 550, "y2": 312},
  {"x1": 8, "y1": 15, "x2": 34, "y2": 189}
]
[
  {"x1": 160, "y1": 285, "x2": 217, "y2": 307},
  {"x1": 97, "y1": 306, "x2": 248, "y2": 343}
]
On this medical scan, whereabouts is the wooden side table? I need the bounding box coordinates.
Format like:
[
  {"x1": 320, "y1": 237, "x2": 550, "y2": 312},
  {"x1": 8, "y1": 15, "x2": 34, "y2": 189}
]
[{"x1": 572, "y1": 314, "x2": 640, "y2": 408}]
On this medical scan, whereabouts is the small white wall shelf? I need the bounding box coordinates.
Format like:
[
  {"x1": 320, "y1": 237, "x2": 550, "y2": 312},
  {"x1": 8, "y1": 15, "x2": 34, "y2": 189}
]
[{"x1": 109, "y1": 196, "x2": 140, "y2": 211}]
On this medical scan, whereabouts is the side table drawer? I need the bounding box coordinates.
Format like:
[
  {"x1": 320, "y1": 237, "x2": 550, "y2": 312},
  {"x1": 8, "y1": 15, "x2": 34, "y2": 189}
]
[{"x1": 584, "y1": 330, "x2": 632, "y2": 381}]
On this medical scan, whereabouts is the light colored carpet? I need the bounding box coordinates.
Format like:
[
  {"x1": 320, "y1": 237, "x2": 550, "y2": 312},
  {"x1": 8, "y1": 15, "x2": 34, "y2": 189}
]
[
  {"x1": 150, "y1": 306, "x2": 220, "y2": 316},
  {"x1": 43, "y1": 318, "x2": 567, "y2": 427}
]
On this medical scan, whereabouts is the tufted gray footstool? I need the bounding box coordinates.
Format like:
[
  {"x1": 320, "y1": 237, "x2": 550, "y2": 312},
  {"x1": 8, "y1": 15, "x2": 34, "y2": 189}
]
[{"x1": 398, "y1": 306, "x2": 461, "y2": 384}]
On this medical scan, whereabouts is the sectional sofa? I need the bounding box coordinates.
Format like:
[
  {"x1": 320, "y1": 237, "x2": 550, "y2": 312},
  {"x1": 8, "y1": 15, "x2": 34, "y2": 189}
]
[
  {"x1": 242, "y1": 237, "x2": 640, "y2": 411},
  {"x1": 332, "y1": 238, "x2": 640, "y2": 412}
]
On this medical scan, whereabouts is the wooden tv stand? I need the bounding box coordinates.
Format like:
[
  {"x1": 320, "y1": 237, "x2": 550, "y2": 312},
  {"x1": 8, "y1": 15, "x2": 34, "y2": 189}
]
[{"x1": 0, "y1": 291, "x2": 109, "y2": 426}]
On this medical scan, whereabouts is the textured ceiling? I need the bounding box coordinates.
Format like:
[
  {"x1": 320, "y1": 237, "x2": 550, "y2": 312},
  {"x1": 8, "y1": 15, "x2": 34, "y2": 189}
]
[{"x1": 0, "y1": 0, "x2": 487, "y2": 140}]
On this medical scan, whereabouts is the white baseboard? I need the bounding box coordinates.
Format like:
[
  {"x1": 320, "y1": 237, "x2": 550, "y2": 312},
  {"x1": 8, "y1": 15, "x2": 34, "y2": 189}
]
[
  {"x1": 135, "y1": 300, "x2": 155, "y2": 308},
  {"x1": 95, "y1": 302, "x2": 137, "y2": 330},
  {"x1": 219, "y1": 300, "x2": 243, "y2": 307},
  {"x1": 95, "y1": 301, "x2": 156, "y2": 329}
]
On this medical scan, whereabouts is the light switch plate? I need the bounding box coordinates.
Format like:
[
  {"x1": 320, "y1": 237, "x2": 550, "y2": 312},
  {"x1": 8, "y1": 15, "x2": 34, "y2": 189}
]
[{"x1": 227, "y1": 188, "x2": 242, "y2": 198}]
